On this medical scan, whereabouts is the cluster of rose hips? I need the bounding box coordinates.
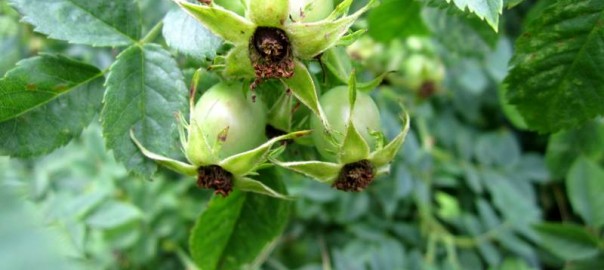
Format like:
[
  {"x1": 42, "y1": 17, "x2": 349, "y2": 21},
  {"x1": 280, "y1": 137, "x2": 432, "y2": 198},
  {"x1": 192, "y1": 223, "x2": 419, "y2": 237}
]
[{"x1": 132, "y1": 0, "x2": 409, "y2": 198}]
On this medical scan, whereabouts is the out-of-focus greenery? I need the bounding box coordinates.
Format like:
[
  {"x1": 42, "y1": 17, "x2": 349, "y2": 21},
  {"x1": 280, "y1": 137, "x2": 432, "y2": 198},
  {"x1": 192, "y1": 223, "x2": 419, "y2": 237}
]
[{"x1": 1, "y1": 0, "x2": 604, "y2": 269}]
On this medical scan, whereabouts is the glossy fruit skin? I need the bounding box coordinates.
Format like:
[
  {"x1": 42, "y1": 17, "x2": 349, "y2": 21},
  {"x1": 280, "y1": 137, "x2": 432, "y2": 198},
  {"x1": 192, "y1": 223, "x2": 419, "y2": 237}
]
[
  {"x1": 289, "y1": 0, "x2": 334, "y2": 22},
  {"x1": 190, "y1": 81, "x2": 266, "y2": 159},
  {"x1": 310, "y1": 86, "x2": 381, "y2": 161}
]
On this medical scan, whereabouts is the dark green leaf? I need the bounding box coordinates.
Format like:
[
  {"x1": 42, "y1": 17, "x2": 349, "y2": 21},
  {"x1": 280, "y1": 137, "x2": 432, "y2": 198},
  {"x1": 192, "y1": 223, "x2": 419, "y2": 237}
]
[
  {"x1": 10, "y1": 0, "x2": 140, "y2": 46},
  {"x1": 367, "y1": 0, "x2": 429, "y2": 43},
  {"x1": 567, "y1": 157, "x2": 604, "y2": 227},
  {"x1": 564, "y1": 255, "x2": 604, "y2": 270},
  {"x1": 505, "y1": 0, "x2": 604, "y2": 133},
  {"x1": 162, "y1": 8, "x2": 222, "y2": 60},
  {"x1": 534, "y1": 223, "x2": 600, "y2": 261},
  {"x1": 189, "y1": 169, "x2": 290, "y2": 270},
  {"x1": 101, "y1": 44, "x2": 188, "y2": 177},
  {"x1": 0, "y1": 56, "x2": 104, "y2": 157},
  {"x1": 546, "y1": 121, "x2": 604, "y2": 178},
  {"x1": 0, "y1": 55, "x2": 102, "y2": 122}
]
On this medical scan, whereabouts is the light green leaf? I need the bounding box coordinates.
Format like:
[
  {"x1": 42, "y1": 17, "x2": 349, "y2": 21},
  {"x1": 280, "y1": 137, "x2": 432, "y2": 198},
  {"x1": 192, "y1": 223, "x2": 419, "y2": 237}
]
[
  {"x1": 220, "y1": 130, "x2": 310, "y2": 176},
  {"x1": 0, "y1": 186, "x2": 74, "y2": 270},
  {"x1": 235, "y1": 177, "x2": 289, "y2": 199},
  {"x1": 174, "y1": 0, "x2": 255, "y2": 45},
  {"x1": 130, "y1": 130, "x2": 197, "y2": 176},
  {"x1": 287, "y1": 0, "x2": 375, "y2": 59},
  {"x1": 546, "y1": 121, "x2": 604, "y2": 178},
  {"x1": 423, "y1": 6, "x2": 498, "y2": 58},
  {"x1": 567, "y1": 157, "x2": 604, "y2": 227},
  {"x1": 10, "y1": 0, "x2": 140, "y2": 46},
  {"x1": 189, "y1": 170, "x2": 290, "y2": 270},
  {"x1": 101, "y1": 44, "x2": 188, "y2": 177},
  {"x1": 0, "y1": 56, "x2": 104, "y2": 157},
  {"x1": 534, "y1": 223, "x2": 601, "y2": 261},
  {"x1": 367, "y1": 0, "x2": 430, "y2": 42},
  {"x1": 0, "y1": 55, "x2": 102, "y2": 122},
  {"x1": 505, "y1": 0, "x2": 604, "y2": 133},
  {"x1": 449, "y1": 0, "x2": 502, "y2": 31},
  {"x1": 162, "y1": 8, "x2": 222, "y2": 60},
  {"x1": 85, "y1": 202, "x2": 142, "y2": 229},
  {"x1": 271, "y1": 159, "x2": 342, "y2": 184}
]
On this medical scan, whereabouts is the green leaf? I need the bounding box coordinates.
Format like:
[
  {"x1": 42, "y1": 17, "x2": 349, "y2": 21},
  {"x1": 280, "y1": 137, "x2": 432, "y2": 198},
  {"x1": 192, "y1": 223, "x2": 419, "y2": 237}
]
[
  {"x1": 101, "y1": 44, "x2": 188, "y2": 177},
  {"x1": 441, "y1": 0, "x2": 503, "y2": 31},
  {"x1": 367, "y1": 0, "x2": 430, "y2": 43},
  {"x1": 85, "y1": 201, "x2": 142, "y2": 230},
  {"x1": 567, "y1": 157, "x2": 604, "y2": 227},
  {"x1": 430, "y1": 0, "x2": 504, "y2": 32},
  {"x1": 189, "y1": 169, "x2": 290, "y2": 270},
  {"x1": 0, "y1": 185, "x2": 74, "y2": 270},
  {"x1": 10, "y1": 0, "x2": 140, "y2": 46},
  {"x1": 0, "y1": 56, "x2": 104, "y2": 157},
  {"x1": 162, "y1": 8, "x2": 222, "y2": 60},
  {"x1": 423, "y1": 6, "x2": 498, "y2": 58},
  {"x1": 505, "y1": 0, "x2": 604, "y2": 133},
  {"x1": 0, "y1": 55, "x2": 102, "y2": 122},
  {"x1": 534, "y1": 223, "x2": 601, "y2": 261},
  {"x1": 546, "y1": 121, "x2": 604, "y2": 178}
]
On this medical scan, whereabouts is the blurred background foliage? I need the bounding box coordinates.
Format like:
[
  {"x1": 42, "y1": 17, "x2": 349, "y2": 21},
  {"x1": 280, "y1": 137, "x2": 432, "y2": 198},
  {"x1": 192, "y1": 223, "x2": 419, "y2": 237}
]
[{"x1": 1, "y1": 0, "x2": 604, "y2": 269}]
